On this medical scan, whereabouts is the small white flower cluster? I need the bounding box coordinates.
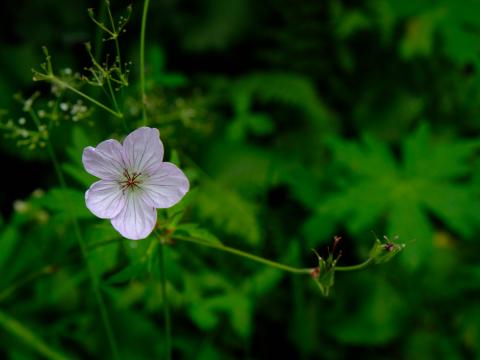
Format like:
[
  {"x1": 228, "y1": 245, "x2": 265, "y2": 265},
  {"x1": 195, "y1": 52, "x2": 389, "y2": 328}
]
[
  {"x1": 59, "y1": 99, "x2": 92, "y2": 122},
  {"x1": 0, "y1": 86, "x2": 93, "y2": 151},
  {"x1": 0, "y1": 118, "x2": 48, "y2": 150}
]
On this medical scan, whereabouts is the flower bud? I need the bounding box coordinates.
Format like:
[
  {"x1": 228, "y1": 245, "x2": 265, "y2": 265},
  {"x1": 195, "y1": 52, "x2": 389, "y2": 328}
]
[
  {"x1": 369, "y1": 235, "x2": 405, "y2": 264},
  {"x1": 310, "y1": 236, "x2": 342, "y2": 296}
]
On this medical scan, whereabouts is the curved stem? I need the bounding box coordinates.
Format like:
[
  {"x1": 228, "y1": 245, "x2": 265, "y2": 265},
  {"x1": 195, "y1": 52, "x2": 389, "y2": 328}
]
[
  {"x1": 159, "y1": 244, "x2": 172, "y2": 360},
  {"x1": 140, "y1": 0, "x2": 151, "y2": 124},
  {"x1": 173, "y1": 235, "x2": 312, "y2": 275},
  {"x1": 335, "y1": 258, "x2": 373, "y2": 272}
]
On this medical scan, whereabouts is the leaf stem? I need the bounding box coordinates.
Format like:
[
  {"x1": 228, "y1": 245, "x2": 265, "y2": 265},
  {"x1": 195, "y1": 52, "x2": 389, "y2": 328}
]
[
  {"x1": 159, "y1": 244, "x2": 173, "y2": 360},
  {"x1": 140, "y1": 0, "x2": 151, "y2": 124}
]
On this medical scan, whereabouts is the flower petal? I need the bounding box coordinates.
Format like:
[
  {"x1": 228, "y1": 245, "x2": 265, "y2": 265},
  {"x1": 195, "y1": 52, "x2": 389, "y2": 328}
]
[
  {"x1": 110, "y1": 191, "x2": 157, "y2": 240},
  {"x1": 83, "y1": 139, "x2": 125, "y2": 179},
  {"x1": 85, "y1": 180, "x2": 126, "y2": 219},
  {"x1": 141, "y1": 162, "x2": 190, "y2": 208},
  {"x1": 122, "y1": 127, "x2": 164, "y2": 175}
]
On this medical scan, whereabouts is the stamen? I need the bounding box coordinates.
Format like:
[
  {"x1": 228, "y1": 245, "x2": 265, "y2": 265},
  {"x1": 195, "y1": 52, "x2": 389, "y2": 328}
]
[{"x1": 120, "y1": 169, "x2": 142, "y2": 192}]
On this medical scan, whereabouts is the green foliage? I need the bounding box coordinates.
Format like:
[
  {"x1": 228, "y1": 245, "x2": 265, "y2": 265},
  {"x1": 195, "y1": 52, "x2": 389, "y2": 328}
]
[
  {"x1": 305, "y1": 123, "x2": 480, "y2": 268},
  {"x1": 386, "y1": 0, "x2": 480, "y2": 64},
  {"x1": 2, "y1": 0, "x2": 480, "y2": 359},
  {"x1": 227, "y1": 72, "x2": 334, "y2": 141},
  {"x1": 194, "y1": 182, "x2": 261, "y2": 245}
]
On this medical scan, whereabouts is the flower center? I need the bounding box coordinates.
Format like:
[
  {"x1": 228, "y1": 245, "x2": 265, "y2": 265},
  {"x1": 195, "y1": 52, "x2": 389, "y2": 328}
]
[{"x1": 120, "y1": 169, "x2": 142, "y2": 192}]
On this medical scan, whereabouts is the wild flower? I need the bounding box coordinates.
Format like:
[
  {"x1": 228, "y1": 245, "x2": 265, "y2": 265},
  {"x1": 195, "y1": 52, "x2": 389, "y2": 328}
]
[{"x1": 82, "y1": 127, "x2": 189, "y2": 240}]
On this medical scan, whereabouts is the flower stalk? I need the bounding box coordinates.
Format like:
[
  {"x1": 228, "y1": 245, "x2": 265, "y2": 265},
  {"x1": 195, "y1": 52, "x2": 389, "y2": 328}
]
[
  {"x1": 140, "y1": 0, "x2": 151, "y2": 123},
  {"x1": 172, "y1": 233, "x2": 405, "y2": 296}
]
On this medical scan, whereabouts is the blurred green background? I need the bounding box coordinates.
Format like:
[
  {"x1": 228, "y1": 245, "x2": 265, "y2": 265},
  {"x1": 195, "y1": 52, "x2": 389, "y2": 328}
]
[{"x1": 1, "y1": 0, "x2": 480, "y2": 359}]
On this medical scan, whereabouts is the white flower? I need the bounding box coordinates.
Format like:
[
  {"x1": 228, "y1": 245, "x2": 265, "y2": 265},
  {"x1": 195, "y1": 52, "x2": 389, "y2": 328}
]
[{"x1": 82, "y1": 127, "x2": 189, "y2": 240}]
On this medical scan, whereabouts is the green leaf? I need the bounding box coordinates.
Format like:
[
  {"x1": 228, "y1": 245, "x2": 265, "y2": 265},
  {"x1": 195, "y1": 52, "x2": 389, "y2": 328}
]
[
  {"x1": 320, "y1": 124, "x2": 479, "y2": 267},
  {"x1": 64, "y1": 127, "x2": 97, "y2": 187},
  {"x1": 105, "y1": 263, "x2": 145, "y2": 285},
  {"x1": 329, "y1": 279, "x2": 406, "y2": 345},
  {"x1": 195, "y1": 182, "x2": 261, "y2": 245},
  {"x1": 403, "y1": 123, "x2": 480, "y2": 180}
]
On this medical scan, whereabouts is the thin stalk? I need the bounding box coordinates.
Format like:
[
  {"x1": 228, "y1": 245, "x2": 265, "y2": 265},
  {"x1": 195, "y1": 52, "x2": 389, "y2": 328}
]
[
  {"x1": 0, "y1": 310, "x2": 70, "y2": 360},
  {"x1": 106, "y1": 4, "x2": 123, "y2": 74},
  {"x1": 106, "y1": 76, "x2": 127, "y2": 130},
  {"x1": 335, "y1": 257, "x2": 373, "y2": 271},
  {"x1": 51, "y1": 77, "x2": 123, "y2": 118},
  {"x1": 159, "y1": 244, "x2": 172, "y2": 360},
  {"x1": 94, "y1": 0, "x2": 108, "y2": 61},
  {"x1": 28, "y1": 110, "x2": 120, "y2": 360},
  {"x1": 140, "y1": 0, "x2": 151, "y2": 123},
  {"x1": 173, "y1": 235, "x2": 312, "y2": 275},
  {"x1": 174, "y1": 234, "x2": 375, "y2": 274}
]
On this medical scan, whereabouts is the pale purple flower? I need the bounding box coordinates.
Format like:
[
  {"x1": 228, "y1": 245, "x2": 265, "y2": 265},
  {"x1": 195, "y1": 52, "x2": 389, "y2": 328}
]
[{"x1": 82, "y1": 127, "x2": 189, "y2": 240}]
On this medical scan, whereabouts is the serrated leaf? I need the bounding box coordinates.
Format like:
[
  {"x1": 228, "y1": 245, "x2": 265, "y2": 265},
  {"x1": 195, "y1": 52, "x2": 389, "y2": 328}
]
[
  {"x1": 321, "y1": 124, "x2": 479, "y2": 267},
  {"x1": 329, "y1": 279, "x2": 406, "y2": 345},
  {"x1": 195, "y1": 182, "x2": 260, "y2": 245}
]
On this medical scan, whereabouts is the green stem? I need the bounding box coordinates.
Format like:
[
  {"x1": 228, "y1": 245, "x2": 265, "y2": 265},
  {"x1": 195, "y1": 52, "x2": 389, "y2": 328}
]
[
  {"x1": 159, "y1": 244, "x2": 172, "y2": 360},
  {"x1": 173, "y1": 235, "x2": 312, "y2": 275},
  {"x1": 106, "y1": 4, "x2": 123, "y2": 74},
  {"x1": 335, "y1": 257, "x2": 373, "y2": 272},
  {"x1": 94, "y1": 0, "x2": 108, "y2": 61},
  {"x1": 174, "y1": 235, "x2": 375, "y2": 274},
  {"x1": 28, "y1": 110, "x2": 120, "y2": 360},
  {"x1": 106, "y1": 76, "x2": 127, "y2": 130},
  {"x1": 140, "y1": 0, "x2": 151, "y2": 124},
  {"x1": 0, "y1": 310, "x2": 70, "y2": 360},
  {"x1": 51, "y1": 77, "x2": 123, "y2": 118}
]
